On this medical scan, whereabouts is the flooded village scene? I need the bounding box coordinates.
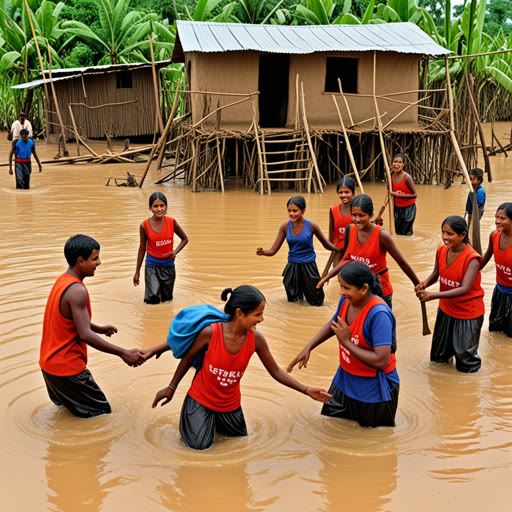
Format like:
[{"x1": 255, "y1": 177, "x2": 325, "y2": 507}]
[{"x1": 3, "y1": 1, "x2": 512, "y2": 511}]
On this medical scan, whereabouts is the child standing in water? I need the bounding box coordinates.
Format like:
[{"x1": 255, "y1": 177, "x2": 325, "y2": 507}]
[
  {"x1": 390, "y1": 154, "x2": 417, "y2": 236},
  {"x1": 481, "y1": 203, "x2": 512, "y2": 337},
  {"x1": 147, "y1": 285, "x2": 331, "y2": 450},
  {"x1": 319, "y1": 194, "x2": 419, "y2": 309},
  {"x1": 465, "y1": 168, "x2": 486, "y2": 228},
  {"x1": 134, "y1": 192, "x2": 189, "y2": 304},
  {"x1": 415, "y1": 216, "x2": 484, "y2": 373},
  {"x1": 329, "y1": 177, "x2": 356, "y2": 267},
  {"x1": 256, "y1": 195, "x2": 342, "y2": 306}
]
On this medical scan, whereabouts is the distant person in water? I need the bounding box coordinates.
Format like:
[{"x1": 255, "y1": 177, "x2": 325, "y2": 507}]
[
  {"x1": 134, "y1": 192, "x2": 189, "y2": 304},
  {"x1": 256, "y1": 195, "x2": 342, "y2": 306},
  {"x1": 11, "y1": 112, "x2": 33, "y2": 141},
  {"x1": 390, "y1": 154, "x2": 417, "y2": 236},
  {"x1": 146, "y1": 285, "x2": 331, "y2": 450},
  {"x1": 8, "y1": 128, "x2": 42, "y2": 189},
  {"x1": 39, "y1": 235, "x2": 146, "y2": 418}
]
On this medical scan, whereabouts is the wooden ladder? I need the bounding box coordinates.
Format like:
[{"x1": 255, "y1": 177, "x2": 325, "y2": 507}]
[{"x1": 255, "y1": 130, "x2": 320, "y2": 194}]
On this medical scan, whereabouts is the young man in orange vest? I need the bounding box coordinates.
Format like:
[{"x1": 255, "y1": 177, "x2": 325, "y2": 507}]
[{"x1": 39, "y1": 234, "x2": 146, "y2": 418}]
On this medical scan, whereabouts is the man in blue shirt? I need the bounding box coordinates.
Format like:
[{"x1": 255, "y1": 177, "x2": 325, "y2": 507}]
[{"x1": 8, "y1": 128, "x2": 42, "y2": 189}]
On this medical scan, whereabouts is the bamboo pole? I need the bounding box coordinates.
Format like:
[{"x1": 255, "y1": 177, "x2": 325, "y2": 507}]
[
  {"x1": 138, "y1": 78, "x2": 181, "y2": 188},
  {"x1": 149, "y1": 36, "x2": 164, "y2": 133},
  {"x1": 47, "y1": 46, "x2": 68, "y2": 156},
  {"x1": 331, "y1": 95, "x2": 364, "y2": 193},
  {"x1": 23, "y1": 0, "x2": 49, "y2": 137},
  {"x1": 337, "y1": 78, "x2": 354, "y2": 127},
  {"x1": 445, "y1": 56, "x2": 481, "y2": 254},
  {"x1": 251, "y1": 98, "x2": 266, "y2": 194},
  {"x1": 216, "y1": 136, "x2": 225, "y2": 192},
  {"x1": 295, "y1": 74, "x2": 300, "y2": 130},
  {"x1": 300, "y1": 82, "x2": 323, "y2": 194},
  {"x1": 68, "y1": 105, "x2": 99, "y2": 157},
  {"x1": 381, "y1": 96, "x2": 431, "y2": 130},
  {"x1": 466, "y1": 72, "x2": 492, "y2": 182},
  {"x1": 372, "y1": 52, "x2": 394, "y2": 234}
]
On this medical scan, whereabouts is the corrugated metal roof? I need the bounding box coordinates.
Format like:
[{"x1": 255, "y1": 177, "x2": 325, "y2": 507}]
[
  {"x1": 172, "y1": 21, "x2": 450, "y2": 62},
  {"x1": 12, "y1": 61, "x2": 171, "y2": 90},
  {"x1": 11, "y1": 74, "x2": 82, "y2": 90}
]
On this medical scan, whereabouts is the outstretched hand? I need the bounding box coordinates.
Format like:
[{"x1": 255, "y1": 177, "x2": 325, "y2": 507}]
[
  {"x1": 306, "y1": 387, "x2": 332, "y2": 403},
  {"x1": 152, "y1": 387, "x2": 174, "y2": 408},
  {"x1": 122, "y1": 349, "x2": 146, "y2": 367},
  {"x1": 287, "y1": 348, "x2": 311, "y2": 373},
  {"x1": 99, "y1": 325, "x2": 117, "y2": 337},
  {"x1": 316, "y1": 276, "x2": 328, "y2": 289},
  {"x1": 256, "y1": 247, "x2": 266, "y2": 256}
]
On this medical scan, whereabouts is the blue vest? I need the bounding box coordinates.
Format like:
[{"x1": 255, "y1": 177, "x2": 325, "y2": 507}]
[
  {"x1": 15, "y1": 138, "x2": 34, "y2": 160},
  {"x1": 286, "y1": 219, "x2": 316, "y2": 264}
]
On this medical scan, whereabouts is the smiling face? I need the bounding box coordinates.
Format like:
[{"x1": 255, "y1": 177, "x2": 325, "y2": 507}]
[
  {"x1": 469, "y1": 174, "x2": 482, "y2": 188},
  {"x1": 392, "y1": 156, "x2": 404, "y2": 173},
  {"x1": 351, "y1": 206, "x2": 371, "y2": 230},
  {"x1": 79, "y1": 249, "x2": 101, "y2": 277},
  {"x1": 337, "y1": 186, "x2": 354, "y2": 205},
  {"x1": 287, "y1": 204, "x2": 304, "y2": 222},
  {"x1": 150, "y1": 199, "x2": 167, "y2": 218},
  {"x1": 495, "y1": 209, "x2": 512, "y2": 232},
  {"x1": 338, "y1": 275, "x2": 368, "y2": 305},
  {"x1": 441, "y1": 223, "x2": 465, "y2": 249},
  {"x1": 239, "y1": 301, "x2": 265, "y2": 333}
]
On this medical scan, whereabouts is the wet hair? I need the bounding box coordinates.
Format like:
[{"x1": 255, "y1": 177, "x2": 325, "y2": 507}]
[
  {"x1": 339, "y1": 261, "x2": 383, "y2": 298},
  {"x1": 442, "y1": 215, "x2": 469, "y2": 244},
  {"x1": 336, "y1": 176, "x2": 356, "y2": 194},
  {"x1": 20, "y1": 128, "x2": 29, "y2": 135},
  {"x1": 221, "y1": 285, "x2": 266, "y2": 318},
  {"x1": 148, "y1": 191, "x2": 167, "y2": 208},
  {"x1": 351, "y1": 194, "x2": 374, "y2": 216},
  {"x1": 392, "y1": 153, "x2": 404, "y2": 162},
  {"x1": 497, "y1": 202, "x2": 512, "y2": 221},
  {"x1": 64, "y1": 234, "x2": 100, "y2": 266},
  {"x1": 469, "y1": 168, "x2": 484, "y2": 183},
  {"x1": 287, "y1": 195, "x2": 306, "y2": 210}
]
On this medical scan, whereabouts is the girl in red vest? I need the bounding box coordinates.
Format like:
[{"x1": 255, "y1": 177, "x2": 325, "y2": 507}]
[
  {"x1": 319, "y1": 194, "x2": 419, "y2": 309},
  {"x1": 288, "y1": 261, "x2": 399, "y2": 428},
  {"x1": 133, "y1": 192, "x2": 188, "y2": 304},
  {"x1": 481, "y1": 203, "x2": 512, "y2": 337},
  {"x1": 390, "y1": 154, "x2": 417, "y2": 236},
  {"x1": 329, "y1": 177, "x2": 356, "y2": 267},
  {"x1": 148, "y1": 285, "x2": 331, "y2": 450},
  {"x1": 415, "y1": 216, "x2": 484, "y2": 373}
]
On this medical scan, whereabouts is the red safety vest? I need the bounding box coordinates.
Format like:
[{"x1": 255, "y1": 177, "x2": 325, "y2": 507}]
[
  {"x1": 437, "y1": 244, "x2": 485, "y2": 319},
  {"x1": 143, "y1": 216, "x2": 175, "y2": 259},
  {"x1": 39, "y1": 274, "x2": 90, "y2": 376},
  {"x1": 331, "y1": 204, "x2": 352, "y2": 248},
  {"x1": 338, "y1": 295, "x2": 396, "y2": 377},
  {"x1": 343, "y1": 225, "x2": 392, "y2": 297},
  {"x1": 492, "y1": 231, "x2": 512, "y2": 288},
  {"x1": 188, "y1": 322, "x2": 256, "y2": 412},
  {"x1": 392, "y1": 173, "x2": 416, "y2": 207}
]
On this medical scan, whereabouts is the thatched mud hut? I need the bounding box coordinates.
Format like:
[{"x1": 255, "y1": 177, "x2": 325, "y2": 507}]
[{"x1": 163, "y1": 21, "x2": 454, "y2": 193}]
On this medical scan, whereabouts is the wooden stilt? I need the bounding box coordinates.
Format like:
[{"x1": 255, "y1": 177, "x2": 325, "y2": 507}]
[{"x1": 149, "y1": 36, "x2": 164, "y2": 134}]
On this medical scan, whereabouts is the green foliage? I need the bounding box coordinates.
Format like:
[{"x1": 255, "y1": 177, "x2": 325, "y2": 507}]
[{"x1": 62, "y1": 41, "x2": 94, "y2": 66}]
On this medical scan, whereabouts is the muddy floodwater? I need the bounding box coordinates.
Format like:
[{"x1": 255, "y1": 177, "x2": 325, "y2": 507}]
[{"x1": 1, "y1": 124, "x2": 512, "y2": 511}]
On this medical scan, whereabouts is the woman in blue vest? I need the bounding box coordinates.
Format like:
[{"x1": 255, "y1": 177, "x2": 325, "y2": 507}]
[
  {"x1": 256, "y1": 195, "x2": 342, "y2": 306},
  {"x1": 287, "y1": 260, "x2": 399, "y2": 427}
]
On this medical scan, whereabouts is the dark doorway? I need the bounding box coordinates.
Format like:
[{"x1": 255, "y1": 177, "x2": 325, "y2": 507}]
[{"x1": 258, "y1": 54, "x2": 289, "y2": 128}]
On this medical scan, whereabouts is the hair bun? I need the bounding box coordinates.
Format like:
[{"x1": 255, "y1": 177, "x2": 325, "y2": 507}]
[{"x1": 221, "y1": 288, "x2": 233, "y2": 301}]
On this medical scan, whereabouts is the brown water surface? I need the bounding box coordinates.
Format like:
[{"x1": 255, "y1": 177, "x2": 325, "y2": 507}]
[{"x1": 1, "y1": 125, "x2": 512, "y2": 511}]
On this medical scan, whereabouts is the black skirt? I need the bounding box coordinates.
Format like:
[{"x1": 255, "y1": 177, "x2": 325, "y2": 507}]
[
  {"x1": 144, "y1": 265, "x2": 176, "y2": 304},
  {"x1": 489, "y1": 286, "x2": 512, "y2": 338},
  {"x1": 430, "y1": 308, "x2": 483, "y2": 373},
  {"x1": 321, "y1": 381, "x2": 399, "y2": 428},
  {"x1": 179, "y1": 394, "x2": 247, "y2": 451},
  {"x1": 394, "y1": 203, "x2": 416, "y2": 236},
  {"x1": 282, "y1": 261, "x2": 324, "y2": 306}
]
